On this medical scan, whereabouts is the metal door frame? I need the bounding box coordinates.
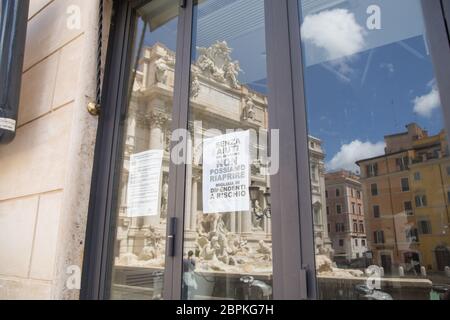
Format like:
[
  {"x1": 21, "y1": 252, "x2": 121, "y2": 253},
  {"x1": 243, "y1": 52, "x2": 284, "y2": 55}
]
[
  {"x1": 80, "y1": 0, "x2": 194, "y2": 300},
  {"x1": 81, "y1": 0, "x2": 309, "y2": 300}
]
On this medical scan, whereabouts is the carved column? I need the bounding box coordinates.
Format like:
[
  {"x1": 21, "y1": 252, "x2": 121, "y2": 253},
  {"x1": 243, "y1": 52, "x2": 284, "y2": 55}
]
[
  {"x1": 126, "y1": 107, "x2": 140, "y2": 230},
  {"x1": 190, "y1": 173, "x2": 201, "y2": 230},
  {"x1": 142, "y1": 49, "x2": 151, "y2": 88},
  {"x1": 148, "y1": 110, "x2": 168, "y2": 150},
  {"x1": 184, "y1": 163, "x2": 193, "y2": 231},
  {"x1": 143, "y1": 110, "x2": 168, "y2": 228}
]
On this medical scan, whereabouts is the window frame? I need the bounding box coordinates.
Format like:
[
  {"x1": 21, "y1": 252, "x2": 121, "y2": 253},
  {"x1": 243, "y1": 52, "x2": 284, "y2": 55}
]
[
  {"x1": 401, "y1": 177, "x2": 410, "y2": 192},
  {"x1": 81, "y1": 0, "x2": 450, "y2": 301}
]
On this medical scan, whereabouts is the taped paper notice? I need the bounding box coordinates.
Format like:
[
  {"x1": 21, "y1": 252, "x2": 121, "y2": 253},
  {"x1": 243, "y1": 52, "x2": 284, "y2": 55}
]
[
  {"x1": 202, "y1": 131, "x2": 250, "y2": 214},
  {"x1": 127, "y1": 149, "x2": 164, "y2": 217},
  {"x1": 0, "y1": 118, "x2": 16, "y2": 132}
]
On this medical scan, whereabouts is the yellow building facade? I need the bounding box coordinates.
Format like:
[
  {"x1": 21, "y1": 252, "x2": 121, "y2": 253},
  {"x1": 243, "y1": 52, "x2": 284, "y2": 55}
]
[{"x1": 358, "y1": 124, "x2": 450, "y2": 275}]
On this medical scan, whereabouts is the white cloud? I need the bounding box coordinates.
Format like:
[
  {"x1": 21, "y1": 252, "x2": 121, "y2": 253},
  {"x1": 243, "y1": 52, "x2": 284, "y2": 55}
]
[
  {"x1": 301, "y1": 9, "x2": 366, "y2": 61},
  {"x1": 413, "y1": 81, "x2": 441, "y2": 118},
  {"x1": 327, "y1": 140, "x2": 386, "y2": 172}
]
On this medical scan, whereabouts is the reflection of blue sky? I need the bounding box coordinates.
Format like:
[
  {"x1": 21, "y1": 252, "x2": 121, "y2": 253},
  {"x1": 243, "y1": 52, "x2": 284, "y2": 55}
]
[
  {"x1": 302, "y1": 0, "x2": 424, "y2": 66},
  {"x1": 301, "y1": 0, "x2": 444, "y2": 169},
  {"x1": 142, "y1": 17, "x2": 178, "y2": 51},
  {"x1": 193, "y1": 0, "x2": 267, "y2": 92},
  {"x1": 140, "y1": 0, "x2": 267, "y2": 92},
  {"x1": 304, "y1": 35, "x2": 444, "y2": 166}
]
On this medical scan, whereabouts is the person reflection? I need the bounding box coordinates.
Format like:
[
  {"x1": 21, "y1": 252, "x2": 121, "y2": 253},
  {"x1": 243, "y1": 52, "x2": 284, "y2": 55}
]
[{"x1": 182, "y1": 250, "x2": 198, "y2": 300}]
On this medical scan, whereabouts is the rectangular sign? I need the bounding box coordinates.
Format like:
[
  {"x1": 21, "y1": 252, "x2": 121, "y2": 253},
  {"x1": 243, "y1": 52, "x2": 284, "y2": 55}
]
[
  {"x1": 127, "y1": 149, "x2": 164, "y2": 217},
  {"x1": 202, "y1": 131, "x2": 250, "y2": 214}
]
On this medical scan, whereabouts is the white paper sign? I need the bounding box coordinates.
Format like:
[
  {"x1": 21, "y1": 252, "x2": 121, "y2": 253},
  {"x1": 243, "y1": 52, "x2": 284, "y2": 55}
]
[
  {"x1": 127, "y1": 149, "x2": 164, "y2": 217},
  {"x1": 0, "y1": 118, "x2": 16, "y2": 132},
  {"x1": 202, "y1": 131, "x2": 250, "y2": 214}
]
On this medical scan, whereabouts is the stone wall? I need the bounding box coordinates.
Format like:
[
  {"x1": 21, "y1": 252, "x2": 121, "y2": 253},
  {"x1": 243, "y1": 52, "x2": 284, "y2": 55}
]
[{"x1": 0, "y1": 0, "x2": 111, "y2": 299}]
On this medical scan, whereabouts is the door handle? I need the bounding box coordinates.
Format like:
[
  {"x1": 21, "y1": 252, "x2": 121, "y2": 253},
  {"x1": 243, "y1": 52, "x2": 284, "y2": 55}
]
[{"x1": 168, "y1": 217, "x2": 177, "y2": 257}]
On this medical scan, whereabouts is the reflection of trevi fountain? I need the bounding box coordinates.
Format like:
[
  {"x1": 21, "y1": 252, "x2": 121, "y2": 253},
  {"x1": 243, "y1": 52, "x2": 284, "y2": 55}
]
[{"x1": 116, "y1": 213, "x2": 273, "y2": 274}]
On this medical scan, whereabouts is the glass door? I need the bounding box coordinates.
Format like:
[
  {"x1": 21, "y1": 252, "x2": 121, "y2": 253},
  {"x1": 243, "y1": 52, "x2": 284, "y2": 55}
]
[
  {"x1": 107, "y1": 0, "x2": 181, "y2": 300},
  {"x1": 88, "y1": 0, "x2": 306, "y2": 301},
  {"x1": 180, "y1": 0, "x2": 274, "y2": 300},
  {"x1": 296, "y1": 0, "x2": 450, "y2": 300}
]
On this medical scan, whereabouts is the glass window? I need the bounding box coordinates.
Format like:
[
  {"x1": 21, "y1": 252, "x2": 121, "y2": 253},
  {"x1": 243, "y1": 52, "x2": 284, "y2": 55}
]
[
  {"x1": 414, "y1": 172, "x2": 421, "y2": 181},
  {"x1": 415, "y1": 195, "x2": 427, "y2": 207},
  {"x1": 419, "y1": 220, "x2": 432, "y2": 235},
  {"x1": 299, "y1": 0, "x2": 450, "y2": 300},
  {"x1": 359, "y1": 223, "x2": 364, "y2": 233},
  {"x1": 373, "y1": 205, "x2": 380, "y2": 218},
  {"x1": 404, "y1": 201, "x2": 413, "y2": 215},
  {"x1": 401, "y1": 178, "x2": 410, "y2": 192},
  {"x1": 181, "y1": 0, "x2": 273, "y2": 300},
  {"x1": 336, "y1": 188, "x2": 340, "y2": 197},
  {"x1": 371, "y1": 183, "x2": 378, "y2": 196},
  {"x1": 374, "y1": 231, "x2": 385, "y2": 244},
  {"x1": 336, "y1": 204, "x2": 342, "y2": 214},
  {"x1": 367, "y1": 163, "x2": 378, "y2": 177},
  {"x1": 396, "y1": 156, "x2": 410, "y2": 171},
  {"x1": 108, "y1": 0, "x2": 180, "y2": 300}
]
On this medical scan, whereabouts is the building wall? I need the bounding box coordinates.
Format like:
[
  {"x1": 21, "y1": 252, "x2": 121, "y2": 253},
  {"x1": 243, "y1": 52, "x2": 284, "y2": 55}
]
[
  {"x1": 325, "y1": 171, "x2": 367, "y2": 262},
  {"x1": 359, "y1": 125, "x2": 450, "y2": 274},
  {"x1": 0, "y1": 0, "x2": 111, "y2": 299},
  {"x1": 411, "y1": 159, "x2": 450, "y2": 270}
]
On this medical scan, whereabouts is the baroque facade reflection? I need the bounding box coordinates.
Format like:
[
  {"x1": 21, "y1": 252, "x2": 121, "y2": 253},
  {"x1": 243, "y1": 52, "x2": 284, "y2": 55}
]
[{"x1": 113, "y1": 42, "x2": 333, "y2": 291}]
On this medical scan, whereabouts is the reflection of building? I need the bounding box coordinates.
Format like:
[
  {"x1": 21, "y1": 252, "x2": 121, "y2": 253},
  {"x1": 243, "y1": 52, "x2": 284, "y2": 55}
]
[
  {"x1": 325, "y1": 170, "x2": 367, "y2": 263},
  {"x1": 114, "y1": 42, "x2": 333, "y2": 277},
  {"x1": 309, "y1": 137, "x2": 333, "y2": 256},
  {"x1": 357, "y1": 123, "x2": 450, "y2": 274}
]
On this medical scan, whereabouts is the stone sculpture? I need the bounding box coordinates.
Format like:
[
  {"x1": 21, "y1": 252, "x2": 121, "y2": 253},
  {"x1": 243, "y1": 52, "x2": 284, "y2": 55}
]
[
  {"x1": 195, "y1": 41, "x2": 242, "y2": 88},
  {"x1": 155, "y1": 57, "x2": 168, "y2": 84},
  {"x1": 191, "y1": 75, "x2": 200, "y2": 98},
  {"x1": 243, "y1": 95, "x2": 256, "y2": 120},
  {"x1": 223, "y1": 60, "x2": 241, "y2": 88}
]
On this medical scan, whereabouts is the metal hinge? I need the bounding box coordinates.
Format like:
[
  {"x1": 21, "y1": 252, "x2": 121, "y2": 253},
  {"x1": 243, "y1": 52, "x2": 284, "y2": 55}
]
[{"x1": 180, "y1": 0, "x2": 187, "y2": 8}]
